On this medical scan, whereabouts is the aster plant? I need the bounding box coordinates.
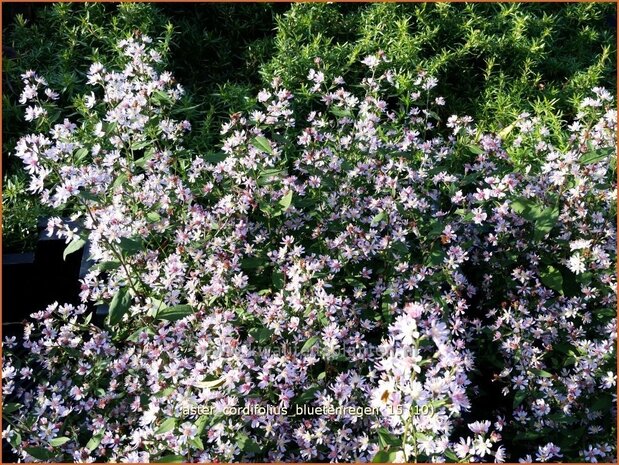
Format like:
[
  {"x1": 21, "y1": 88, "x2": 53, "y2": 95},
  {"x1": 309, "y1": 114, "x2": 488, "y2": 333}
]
[{"x1": 3, "y1": 35, "x2": 616, "y2": 463}]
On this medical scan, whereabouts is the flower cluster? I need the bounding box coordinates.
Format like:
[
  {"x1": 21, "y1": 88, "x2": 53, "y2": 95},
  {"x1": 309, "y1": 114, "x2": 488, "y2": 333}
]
[{"x1": 4, "y1": 37, "x2": 616, "y2": 462}]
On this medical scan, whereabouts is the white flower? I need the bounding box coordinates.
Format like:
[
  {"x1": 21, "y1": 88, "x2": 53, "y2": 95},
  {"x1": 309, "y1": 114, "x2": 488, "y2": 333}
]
[
  {"x1": 85, "y1": 92, "x2": 97, "y2": 109},
  {"x1": 569, "y1": 239, "x2": 592, "y2": 251},
  {"x1": 601, "y1": 371, "x2": 616, "y2": 389},
  {"x1": 494, "y1": 445, "x2": 507, "y2": 463},
  {"x1": 370, "y1": 379, "x2": 395, "y2": 409},
  {"x1": 454, "y1": 437, "x2": 473, "y2": 458},
  {"x1": 472, "y1": 207, "x2": 488, "y2": 224},
  {"x1": 45, "y1": 88, "x2": 59, "y2": 100},
  {"x1": 468, "y1": 420, "x2": 491, "y2": 434},
  {"x1": 392, "y1": 314, "x2": 419, "y2": 345},
  {"x1": 567, "y1": 253, "x2": 586, "y2": 275},
  {"x1": 179, "y1": 421, "x2": 197, "y2": 445},
  {"x1": 361, "y1": 55, "x2": 380, "y2": 69},
  {"x1": 140, "y1": 405, "x2": 159, "y2": 426},
  {"x1": 474, "y1": 437, "x2": 493, "y2": 457}
]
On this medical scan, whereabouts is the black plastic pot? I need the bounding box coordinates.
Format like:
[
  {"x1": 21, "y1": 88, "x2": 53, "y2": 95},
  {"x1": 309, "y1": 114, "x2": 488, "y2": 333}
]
[
  {"x1": 2, "y1": 251, "x2": 36, "y2": 334},
  {"x1": 3, "y1": 220, "x2": 84, "y2": 338}
]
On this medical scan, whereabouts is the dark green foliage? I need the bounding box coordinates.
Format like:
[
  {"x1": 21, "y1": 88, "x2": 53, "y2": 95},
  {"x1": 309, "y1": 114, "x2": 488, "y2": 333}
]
[
  {"x1": 262, "y1": 3, "x2": 616, "y2": 131},
  {"x1": 2, "y1": 173, "x2": 46, "y2": 253},
  {"x1": 158, "y1": 3, "x2": 286, "y2": 150}
]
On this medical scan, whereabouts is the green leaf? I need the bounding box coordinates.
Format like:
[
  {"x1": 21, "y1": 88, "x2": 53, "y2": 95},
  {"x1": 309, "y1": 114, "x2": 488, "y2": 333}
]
[
  {"x1": 148, "y1": 298, "x2": 166, "y2": 317},
  {"x1": 241, "y1": 256, "x2": 264, "y2": 269},
  {"x1": 108, "y1": 286, "x2": 132, "y2": 326},
  {"x1": 390, "y1": 241, "x2": 409, "y2": 256},
  {"x1": 79, "y1": 190, "x2": 99, "y2": 202},
  {"x1": 155, "y1": 455, "x2": 185, "y2": 463},
  {"x1": 547, "y1": 411, "x2": 576, "y2": 425},
  {"x1": 511, "y1": 198, "x2": 532, "y2": 215},
  {"x1": 513, "y1": 389, "x2": 527, "y2": 408},
  {"x1": 155, "y1": 417, "x2": 176, "y2": 435},
  {"x1": 93, "y1": 261, "x2": 121, "y2": 272},
  {"x1": 188, "y1": 437, "x2": 204, "y2": 449},
  {"x1": 498, "y1": 121, "x2": 517, "y2": 139},
  {"x1": 134, "y1": 149, "x2": 155, "y2": 169},
  {"x1": 455, "y1": 208, "x2": 474, "y2": 221},
  {"x1": 425, "y1": 109, "x2": 441, "y2": 121},
  {"x1": 259, "y1": 201, "x2": 274, "y2": 217},
  {"x1": 563, "y1": 426, "x2": 586, "y2": 443},
  {"x1": 251, "y1": 136, "x2": 273, "y2": 154},
  {"x1": 131, "y1": 140, "x2": 151, "y2": 151},
  {"x1": 127, "y1": 326, "x2": 155, "y2": 342},
  {"x1": 514, "y1": 431, "x2": 543, "y2": 441},
  {"x1": 157, "y1": 387, "x2": 175, "y2": 398},
  {"x1": 427, "y1": 220, "x2": 446, "y2": 239},
  {"x1": 86, "y1": 432, "x2": 103, "y2": 452},
  {"x1": 540, "y1": 266, "x2": 563, "y2": 293},
  {"x1": 553, "y1": 341, "x2": 577, "y2": 355},
  {"x1": 152, "y1": 90, "x2": 173, "y2": 106},
  {"x1": 381, "y1": 296, "x2": 393, "y2": 325},
  {"x1": 372, "y1": 449, "x2": 400, "y2": 463},
  {"x1": 63, "y1": 238, "x2": 86, "y2": 261},
  {"x1": 272, "y1": 269, "x2": 285, "y2": 289},
  {"x1": 236, "y1": 432, "x2": 262, "y2": 453},
  {"x1": 112, "y1": 173, "x2": 128, "y2": 189},
  {"x1": 580, "y1": 147, "x2": 613, "y2": 165},
  {"x1": 461, "y1": 172, "x2": 480, "y2": 185},
  {"x1": 3, "y1": 402, "x2": 21, "y2": 414},
  {"x1": 377, "y1": 428, "x2": 401, "y2": 448},
  {"x1": 258, "y1": 167, "x2": 285, "y2": 176},
  {"x1": 146, "y1": 212, "x2": 161, "y2": 222},
  {"x1": 296, "y1": 386, "x2": 319, "y2": 404},
  {"x1": 301, "y1": 336, "x2": 319, "y2": 353},
  {"x1": 25, "y1": 447, "x2": 54, "y2": 460},
  {"x1": 118, "y1": 237, "x2": 143, "y2": 255},
  {"x1": 156, "y1": 304, "x2": 194, "y2": 321},
  {"x1": 204, "y1": 152, "x2": 227, "y2": 163},
  {"x1": 576, "y1": 271, "x2": 593, "y2": 284},
  {"x1": 74, "y1": 147, "x2": 89, "y2": 163},
  {"x1": 427, "y1": 245, "x2": 446, "y2": 267},
  {"x1": 466, "y1": 144, "x2": 484, "y2": 155},
  {"x1": 194, "y1": 377, "x2": 225, "y2": 389},
  {"x1": 371, "y1": 211, "x2": 386, "y2": 226},
  {"x1": 530, "y1": 368, "x2": 554, "y2": 378},
  {"x1": 278, "y1": 191, "x2": 293, "y2": 210},
  {"x1": 50, "y1": 437, "x2": 71, "y2": 447},
  {"x1": 195, "y1": 415, "x2": 209, "y2": 435},
  {"x1": 9, "y1": 432, "x2": 21, "y2": 448},
  {"x1": 257, "y1": 168, "x2": 287, "y2": 185},
  {"x1": 512, "y1": 198, "x2": 559, "y2": 240},
  {"x1": 330, "y1": 106, "x2": 352, "y2": 118},
  {"x1": 591, "y1": 394, "x2": 613, "y2": 412},
  {"x1": 249, "y1": 327, "x2": 273, "y2": 344},
  {"x1": 344, "y1": 277, "x2": 364, "y2": 287},
  {"x1": 533, "y1": 205, "x2": 559, "y2": 241}
]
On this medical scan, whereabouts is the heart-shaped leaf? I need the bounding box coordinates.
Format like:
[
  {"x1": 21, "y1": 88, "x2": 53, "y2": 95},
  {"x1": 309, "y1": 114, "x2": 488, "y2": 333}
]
[
  {"x1": 63, "y1": 238, "x2": 86, "y2": 261},
  {"x1": 108, "y1": 287, "x2": 132, "y2": 326},
  {"x1": 156, "y1": 304, "x2": 194, "y2": 321},
  {"x1": 251, "y1": 136, "x2": 273, "y2": 154},
  {"x1": 155, "y1": 417, "x2": 176, "y2": 435}
]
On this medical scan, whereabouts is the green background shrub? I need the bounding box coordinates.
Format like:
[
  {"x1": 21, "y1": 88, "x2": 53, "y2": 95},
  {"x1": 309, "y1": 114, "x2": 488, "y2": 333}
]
[{"x1": 263, "y1": 3, "x2": 616, "y2": 130}]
